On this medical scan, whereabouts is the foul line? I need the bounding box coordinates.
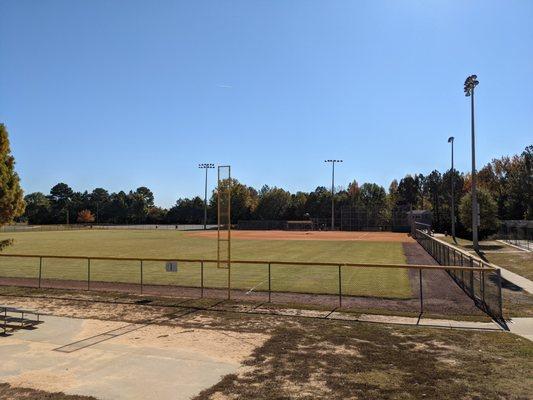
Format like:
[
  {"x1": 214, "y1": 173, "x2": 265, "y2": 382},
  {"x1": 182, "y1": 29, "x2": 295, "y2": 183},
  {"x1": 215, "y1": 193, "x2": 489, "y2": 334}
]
[{"x1": 246, "y1": 276, "x2": 270, "y2": 294}]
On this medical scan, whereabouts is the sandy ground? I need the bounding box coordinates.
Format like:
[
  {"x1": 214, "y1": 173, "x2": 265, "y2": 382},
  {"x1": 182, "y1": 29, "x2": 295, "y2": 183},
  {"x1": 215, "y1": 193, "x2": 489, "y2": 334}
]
[
  {"x1": 0, "y1": 314, "x2": 269, "y2": 400},
  {"x1": 187, "y1": 230, "x2": 414, "y2": 242}
]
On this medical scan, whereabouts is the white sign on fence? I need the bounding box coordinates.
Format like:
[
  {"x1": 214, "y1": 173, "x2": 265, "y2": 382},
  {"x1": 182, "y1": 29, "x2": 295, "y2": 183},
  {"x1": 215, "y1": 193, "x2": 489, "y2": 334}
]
[{"x1": 165, "y1": 261, "x2": 178, "y2": 272}]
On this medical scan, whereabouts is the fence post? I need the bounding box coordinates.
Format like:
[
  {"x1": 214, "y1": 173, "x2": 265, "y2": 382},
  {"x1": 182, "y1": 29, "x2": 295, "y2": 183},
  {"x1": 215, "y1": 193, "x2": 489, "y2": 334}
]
[
  {"x1": 481, "y1": 269, "x2": 485, "y2": 302},
  {"x1": 338, "y1": 265, "x2": 342, "y2": 308},
  {"x1": 200, "y1": 261, "x2": 204, "y2": 298},
  {"x1": 496, "y1": 269, "x2": 503, "y2": 319},
  {"x1": 87, "y1": 258, "x2": 91, "y2": 290},
  {"x1": 38, "y1": 257, "x2": 42, "y2": 288},
  {"x1": 227, "y1": 262, "x2": 231, "y2": 300},
  {"x1": 268, "y1": 263, "x2": 271, "y2": 303},
  {"x1": 419, "y1": 268, "x2": 423, "y2": 315},
  {"x1": 140, "y1": 260, "x2": 143, "y2": 294},
  {"x1": 469, "y1": 257, "x2": 474, "y2": 296}
]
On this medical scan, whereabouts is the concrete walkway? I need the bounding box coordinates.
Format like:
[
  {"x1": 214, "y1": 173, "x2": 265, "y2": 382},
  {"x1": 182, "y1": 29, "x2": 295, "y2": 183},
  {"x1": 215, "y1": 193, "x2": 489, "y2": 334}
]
[
  {"x1": 331, "y1": 312, "x2": 533, "y2": 342},
  {"x1": 498, "y1": 266, "x2": 533, "y2": 294},
  {"x1": 507, "y1": 318, "x2": 533, "y2": 342},
  {"x1": 353, "y1": 314, "x2": 503, "y2": 331},
  {"x1": 0, "y1": 315, "x2": 267, "y2": 400}
]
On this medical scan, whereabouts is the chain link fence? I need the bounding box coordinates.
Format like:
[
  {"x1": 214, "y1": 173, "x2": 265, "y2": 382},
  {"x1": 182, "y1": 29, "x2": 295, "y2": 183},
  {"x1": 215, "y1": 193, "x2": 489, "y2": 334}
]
[
  {"x1": 0, "y1": 224, "x2": 216, "y2": 233},
  {"x1": 412, "y1": 228, "x2": 503, "y2": 322},
  {"x1": 0, "y1": 252, "x2": 495, "y2": 320},
  {"x1": 499, "y1": 220, "x2": 533, "y2": 251}
]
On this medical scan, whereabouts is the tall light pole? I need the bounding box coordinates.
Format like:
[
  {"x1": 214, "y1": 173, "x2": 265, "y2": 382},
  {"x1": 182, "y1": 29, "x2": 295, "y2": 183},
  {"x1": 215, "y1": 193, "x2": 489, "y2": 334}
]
[
  {"x1": 464, "y1": 74, "x2": 480, "y2": 252},
  {"x1": 325, "y1": 159, "x2": 342, "y2": 230},
  {"x1": 198, "y1": 163, "x2": 215, "y2": 230},
  {"x1": 448, "y1": 136, "x2": 456, "y2": 243}
]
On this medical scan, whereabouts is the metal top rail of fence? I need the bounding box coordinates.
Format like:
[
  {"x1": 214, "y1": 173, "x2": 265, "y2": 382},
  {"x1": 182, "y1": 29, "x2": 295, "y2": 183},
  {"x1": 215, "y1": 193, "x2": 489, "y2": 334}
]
[{"x1": 0, "y1": 224, "x2": 217, "y2": 232}]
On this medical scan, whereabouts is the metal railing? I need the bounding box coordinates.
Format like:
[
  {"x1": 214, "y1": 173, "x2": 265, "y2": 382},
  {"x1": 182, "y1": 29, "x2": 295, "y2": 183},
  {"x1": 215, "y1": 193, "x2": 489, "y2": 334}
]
[
  {"x1": 0, "y1": 224, "x2": 217, "y2": 233},
  {"x1": 0, "y1": 252, "x2": 492, "y2": 318},
  {"x1": 413, "y1": 229, "x2": 503, "y2": 322}
]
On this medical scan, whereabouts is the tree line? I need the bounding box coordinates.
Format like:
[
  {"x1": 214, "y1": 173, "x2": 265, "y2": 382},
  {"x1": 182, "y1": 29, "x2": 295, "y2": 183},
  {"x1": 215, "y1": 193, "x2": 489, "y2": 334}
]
[{"x1": 19, "y1": 145, "x2": 532, "y2": 238}]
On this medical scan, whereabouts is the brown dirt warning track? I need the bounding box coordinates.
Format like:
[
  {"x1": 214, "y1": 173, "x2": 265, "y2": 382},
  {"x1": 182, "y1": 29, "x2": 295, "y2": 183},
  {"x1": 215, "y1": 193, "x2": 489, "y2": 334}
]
[{"x1": 187, "y1": 230, "x2": 414, "y2": 242}]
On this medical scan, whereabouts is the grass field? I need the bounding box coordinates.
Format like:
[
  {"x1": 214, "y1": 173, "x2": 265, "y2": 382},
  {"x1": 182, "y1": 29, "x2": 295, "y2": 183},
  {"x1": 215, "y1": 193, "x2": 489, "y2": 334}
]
[
  {"x1": 441, "y1": 236, "x2": 533, "y2": 281},
  {"x1": 0, "y1": 230, "x2": 411, "y2": 298}
]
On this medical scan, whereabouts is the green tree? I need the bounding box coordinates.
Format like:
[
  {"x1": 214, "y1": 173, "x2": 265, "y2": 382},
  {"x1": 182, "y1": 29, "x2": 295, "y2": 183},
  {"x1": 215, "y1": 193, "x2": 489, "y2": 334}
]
[
  {"x1": 347, "y1": 180, "x2": 361, "y2": 206},
  {"x1": 209, "y1": 179, "x2": 258, "y2": 223},
  {"x1": 424, "y1": 170, "x2": 443, "y2": 227},
  {"x1": 146, "y1": 206, "x2": 168, "y2": 224},
  {"x1": 49, "y1": 182, "x2": 73, "y2": 223},
  {"x1": 441, "y1": 169, "x2": 464, "y2": 231},
  {"x1": 90, "y1": 188, "x2": 110, "y2": 223},
  {"x1": 360, "y1": 183, "x2": 388, "y2": 225},
  {"x1": 0, "y1": 124, "x2": 25, "y2": 226},
  {"x1": 459, "y1": 188, "x2": 499, "y2": 237},
  {"x1": 128, "y1": 187, "x2": 155, "y2": 223},
  {"x1": 24, "y1": 192, "x2": 52, "y2": 224},
  {"x1": 524, "y1": 145, "x2": 533, "y2": 219},
  {"x1": 255, "y1": 186, "x2": 291, "y2": 220},
  {"x1": 108, "y1": 191, "x2": 130, "y2": 223},
  {"x1": 287, "y1": 191, "x2": 308, "y2": 220},
  {"x1": 397, "y1": 175, "x2": 419, "y2": 207},
  {"x1": 305, "y1": 186, "x2": 331, "y2": 218},
  {"x1": 167, "y1": 197, "x2": 203, "y2": 223}
]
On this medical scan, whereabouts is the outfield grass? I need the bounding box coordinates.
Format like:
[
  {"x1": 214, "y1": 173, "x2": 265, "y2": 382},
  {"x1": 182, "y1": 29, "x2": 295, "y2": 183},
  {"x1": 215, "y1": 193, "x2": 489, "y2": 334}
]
[{"x1": 0, "y1": 230, "x2": 411, "y2": 298}]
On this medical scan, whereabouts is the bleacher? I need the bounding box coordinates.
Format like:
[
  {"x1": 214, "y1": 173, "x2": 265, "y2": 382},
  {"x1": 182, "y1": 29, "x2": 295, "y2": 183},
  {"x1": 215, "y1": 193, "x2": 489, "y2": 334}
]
[{"x1": 1, "y1": 305, "x2": 41, "y2": 335}]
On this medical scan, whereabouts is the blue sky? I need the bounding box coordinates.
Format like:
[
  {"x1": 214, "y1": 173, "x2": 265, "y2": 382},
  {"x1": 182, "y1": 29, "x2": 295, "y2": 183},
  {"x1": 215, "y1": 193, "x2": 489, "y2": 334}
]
[{"x1": 1, "y1": 1, "x2": 531, "y2": 208}]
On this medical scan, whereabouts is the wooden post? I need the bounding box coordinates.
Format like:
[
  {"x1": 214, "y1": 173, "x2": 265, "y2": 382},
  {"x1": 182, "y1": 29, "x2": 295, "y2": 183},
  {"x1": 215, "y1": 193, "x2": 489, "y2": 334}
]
[
  {"x1": 419, "y1": 268, "x2": 423, "y2": 314},
  {"x1": 338, "y1": 265, "x2": 342, "y2": 308},
  {"x1": 140, "y1": 260, "x2": 143, "y2": 294},
  {"x1": 268, "y1": 263, "x2": 272, "y2": 303},
  {"x1": 87, "y1": 258, "x2": 91, "y2": 290},
  {"x1": 38, "y1": 257, "x2": 42, "y2": 288},
  {"x1": 201, "y1": 261, "x2": 204, "y2": 298}
]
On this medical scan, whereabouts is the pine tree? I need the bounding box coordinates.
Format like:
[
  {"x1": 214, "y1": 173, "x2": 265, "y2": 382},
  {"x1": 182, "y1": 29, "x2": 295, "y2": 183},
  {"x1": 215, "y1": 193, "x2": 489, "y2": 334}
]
[{"x1": 0, "y1": 124, "x2": 25, "y2": 226}]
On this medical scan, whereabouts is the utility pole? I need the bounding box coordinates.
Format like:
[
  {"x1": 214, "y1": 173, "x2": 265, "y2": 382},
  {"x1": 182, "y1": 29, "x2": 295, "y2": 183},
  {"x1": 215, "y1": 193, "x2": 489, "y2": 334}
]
[
  {"x1": 464, "y1": 75, "x2": 480, "y2": 252},
  {"x1": 448, "y1": 136, "x2": 456, "y2": 243},
  {"x1": 198, "y1": 163, "x2": 215, "y2": 229},
  {"x1": 324, "y1": 160, "x2": 343, "y2": 230}
]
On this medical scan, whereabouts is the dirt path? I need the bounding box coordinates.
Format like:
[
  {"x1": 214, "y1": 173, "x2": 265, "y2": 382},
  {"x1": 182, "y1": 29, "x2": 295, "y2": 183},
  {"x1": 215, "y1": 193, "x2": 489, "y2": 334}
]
[
  {"x1": 187, "y1": 230, "x2": 414, "y2": 242},
  {"x1": 403, "y1": 242, "x2": 482, "y2": 316}
]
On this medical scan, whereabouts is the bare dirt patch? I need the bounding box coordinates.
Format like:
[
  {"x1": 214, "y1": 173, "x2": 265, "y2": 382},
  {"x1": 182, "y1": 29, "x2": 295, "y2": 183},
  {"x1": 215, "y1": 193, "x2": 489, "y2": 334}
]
[
  {"x1": 0, "y1": 288, "x2": 531, "y2": 400},
  {"x1": 187, "y1": 230, "x2": 414, "y2": 242},
  {"x1": 0, "y1": 314, "x2": 270, "y2": 400}
]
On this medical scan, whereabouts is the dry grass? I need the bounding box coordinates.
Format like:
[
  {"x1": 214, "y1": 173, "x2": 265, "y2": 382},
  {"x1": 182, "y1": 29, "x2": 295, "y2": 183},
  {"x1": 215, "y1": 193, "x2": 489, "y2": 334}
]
[
  {"x1": 195, "y1": 321, "x2": 533, "y2": 400},
  {"x1": 0, "y1": 287, "x2": 531, "y2": 400},
  {"x1": 0, "y1": 383, "x2": 95, "y2": 400}
]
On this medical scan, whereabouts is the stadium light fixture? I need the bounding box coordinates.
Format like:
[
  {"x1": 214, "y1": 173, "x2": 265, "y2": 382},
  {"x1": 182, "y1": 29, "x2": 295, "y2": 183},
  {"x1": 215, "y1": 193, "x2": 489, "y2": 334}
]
[
  {"x1": 464, "y1": 75, "x2": 480, "y2": 252},
  {"x1": 324, "y1": 160, "x2": 343, "y2": 230},
  {"x1": 448, "y1": 137, "x2": 456, "y2": 243},
  {"x1": 198, "y1": 163, "x2": 215, "y2": 230}
]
